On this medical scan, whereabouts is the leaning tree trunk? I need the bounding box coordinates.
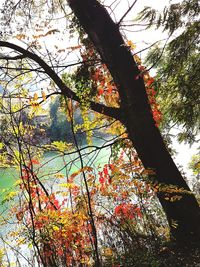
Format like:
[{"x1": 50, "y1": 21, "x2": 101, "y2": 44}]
[{"x1": 68, "y1": 0, "x2": 200, "y2": 245}]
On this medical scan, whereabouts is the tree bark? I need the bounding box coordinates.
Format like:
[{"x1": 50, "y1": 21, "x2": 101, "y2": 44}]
[{"x1": 68, "y1": 0, "x2": 200, "y2": 245}]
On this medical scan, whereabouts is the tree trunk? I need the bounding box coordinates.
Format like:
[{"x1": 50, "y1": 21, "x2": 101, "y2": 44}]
[{"x1": 68, "y1": 0, "x2": 200, "y2": 245}]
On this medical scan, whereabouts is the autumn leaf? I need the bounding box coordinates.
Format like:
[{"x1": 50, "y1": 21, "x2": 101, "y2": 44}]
[
  {"x1": 98, "y1": 87, "x2": 104, "y2": 95},
  {"x1": 33, "y1": 92, "x2": 38, "y2": 101},
  {"x1": 42, "y1": 90, "x2": 46, "y2": 100}
]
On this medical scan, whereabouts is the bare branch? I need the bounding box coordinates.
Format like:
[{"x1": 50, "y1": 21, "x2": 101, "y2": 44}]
[
  {"x1": 0, "y1": 54, "x2": 26, "y2": 60},
  {"x1": 117, "y1": 0, "x2": 138, "y2": 26}
]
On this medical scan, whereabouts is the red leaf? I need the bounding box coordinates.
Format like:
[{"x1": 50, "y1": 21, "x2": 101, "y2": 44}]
[
  {"x1": 31, "y1": 159, "x2": 40, "y2": 165},
  {"x1": 103, "y1": 167, "x2": 108, "y2": 176},
  {"x1": 146, "y1": 77, "x2": 154, "y2": 86},
  {"x1": 98, "y1": 87, "x2": 104, "y2": 95},
  {"x1": 99, "y1": 176, "x2": 105, "y2": 184}
]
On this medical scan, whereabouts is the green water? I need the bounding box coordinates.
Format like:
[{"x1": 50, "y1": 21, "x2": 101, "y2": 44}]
[
  {"x1": 0, "y1": 168, "x2": 18, "y2": 190},
  {"x1": 0, "y1": 168, "x2": 19, "y2": 206},
  {"x1": 0, "y1": 146, "x2": 111, "y2": 197}
]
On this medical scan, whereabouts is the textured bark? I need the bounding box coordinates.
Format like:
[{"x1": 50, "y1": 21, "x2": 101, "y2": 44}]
[{"x1": 68, "y1": 0, "x2": 200, "y2": 244}]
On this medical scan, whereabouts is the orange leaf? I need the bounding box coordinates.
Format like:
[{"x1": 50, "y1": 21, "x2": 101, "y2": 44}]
[
  {"x1": 42, "y1": 91, "x2": 46, "y2": 100},
  {"x1": 33, "y1": 92, "x2": 38, "y2": 101}
]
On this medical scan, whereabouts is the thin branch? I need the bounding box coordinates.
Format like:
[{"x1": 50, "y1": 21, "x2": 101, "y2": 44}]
[
  {"x1": 146, "y1": 35, "x2": 171, "y2": 71},
  {"x1": 0, "y1": 54, "x2": 26, "y2": 60},
  {"x1": 0, "y1": 66, "x2": 45, "y2": 73},
  {"x1": 0, "y1": 235, "x2": 34, "y2": 266},
  {"x1": 117, "y1": 0, "x2": 138, "y2": 26},
  {"x1": 132, "y1": 38, "x2": 167, "y2": 56}
]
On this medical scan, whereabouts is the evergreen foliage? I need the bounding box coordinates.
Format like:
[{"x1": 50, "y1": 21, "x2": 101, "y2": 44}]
[
  {"x1": 139, "y1": 0, "x2": 200, "y2": 143},
  {"x1": 48, "y1": 96, "x2": 86, "y2": 144}
]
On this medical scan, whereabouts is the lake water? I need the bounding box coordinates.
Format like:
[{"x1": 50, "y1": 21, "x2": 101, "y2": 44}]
[{"x1": 0, "y1": 145, "x2": 111, "y2": 203}]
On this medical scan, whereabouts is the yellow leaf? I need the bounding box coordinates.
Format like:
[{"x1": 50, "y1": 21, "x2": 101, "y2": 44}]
[
  {"x1": 33, "y1": 92, "x2": 38, "y2": 101},
  {"x1": 59, "y1": 183, "x2": 76, "y2": 189},
  {"x1": 14, "y1": 179, "x2": 22, "y2": 186},
  {"x1": 55, "y1": 173, "x2": 64, "y2": 179},
  {"x1": 127, "y1": 40, "x2": 136, "y2": 50},
  {"x1": 52, "y1": 225, "x2": 59, "y2": 231},
  {"x1": 42, "y1": 91, "x2": 46, "y2": 100},
  {"x1": 52, "y1": 141, "x2": 73, "y2": 152}
]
